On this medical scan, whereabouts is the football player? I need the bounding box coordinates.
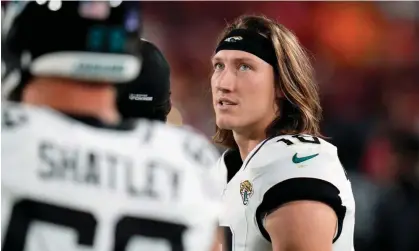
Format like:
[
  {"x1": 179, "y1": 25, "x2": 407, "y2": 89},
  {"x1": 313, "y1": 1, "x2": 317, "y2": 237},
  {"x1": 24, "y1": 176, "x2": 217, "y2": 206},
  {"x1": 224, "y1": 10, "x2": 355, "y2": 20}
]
[
  {"x1": 1, "y1": 2, "x2": 222, "y2": 251},
  {"x1": 211, "y1": 15, "x2": 355, "y2": 251}
]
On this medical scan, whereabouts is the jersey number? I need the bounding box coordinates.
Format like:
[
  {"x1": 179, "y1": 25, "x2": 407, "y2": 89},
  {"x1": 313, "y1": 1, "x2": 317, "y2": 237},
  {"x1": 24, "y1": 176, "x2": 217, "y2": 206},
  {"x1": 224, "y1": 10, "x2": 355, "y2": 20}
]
[
  {"x1": 2, "y1": 199, "x2": 187, "y2": 251},
  {"x1": 277, "y1": 135, "x2": 320, "y2": 146}
]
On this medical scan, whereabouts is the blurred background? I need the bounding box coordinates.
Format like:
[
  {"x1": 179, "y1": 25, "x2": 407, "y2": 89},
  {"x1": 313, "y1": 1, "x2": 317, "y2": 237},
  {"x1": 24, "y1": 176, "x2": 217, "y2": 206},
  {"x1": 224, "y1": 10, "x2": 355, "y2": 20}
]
[{"x1": 142, "y1": 2, "x2": 419, "y2": 251}]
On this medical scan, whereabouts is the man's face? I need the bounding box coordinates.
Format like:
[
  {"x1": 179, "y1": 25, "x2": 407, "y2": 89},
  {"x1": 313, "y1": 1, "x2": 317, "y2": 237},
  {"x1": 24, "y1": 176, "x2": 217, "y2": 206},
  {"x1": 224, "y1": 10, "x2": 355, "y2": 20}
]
[{"x1": 211, "y1": 50, "x2": 278, "y2": 133}]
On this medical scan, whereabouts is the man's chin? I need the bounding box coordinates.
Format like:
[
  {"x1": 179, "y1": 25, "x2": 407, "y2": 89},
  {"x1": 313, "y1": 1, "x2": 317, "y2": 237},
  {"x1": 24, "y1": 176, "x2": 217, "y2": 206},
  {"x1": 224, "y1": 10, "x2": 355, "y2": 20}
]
[{"x1": 216, "y1": 120, "x2": 236, "y2": 130}]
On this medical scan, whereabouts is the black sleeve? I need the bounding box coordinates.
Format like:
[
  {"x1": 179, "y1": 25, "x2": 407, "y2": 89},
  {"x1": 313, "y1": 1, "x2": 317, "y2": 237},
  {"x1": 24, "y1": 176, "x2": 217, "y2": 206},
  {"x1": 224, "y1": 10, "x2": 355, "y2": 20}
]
[{"x1": 255, "y1": 178, "x2": 346, "y2": 243}]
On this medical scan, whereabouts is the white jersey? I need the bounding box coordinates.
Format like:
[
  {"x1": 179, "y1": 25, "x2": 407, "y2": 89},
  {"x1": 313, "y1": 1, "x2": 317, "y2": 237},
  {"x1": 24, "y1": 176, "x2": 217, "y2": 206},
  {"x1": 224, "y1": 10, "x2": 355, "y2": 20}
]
[
  {"x1": 218, "y1": 135, "x2": 355, "y2": 251},
  {"x1": 1, "y1": 102, "x2": 222, "y2": 251}
]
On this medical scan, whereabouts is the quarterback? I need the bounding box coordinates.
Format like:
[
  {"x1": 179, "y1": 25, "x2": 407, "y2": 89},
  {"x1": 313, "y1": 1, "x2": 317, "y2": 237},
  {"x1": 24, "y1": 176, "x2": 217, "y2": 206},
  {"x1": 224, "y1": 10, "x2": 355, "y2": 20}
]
[{"x1": 211, "y1": 15, "x2": 355, "y2": 251}]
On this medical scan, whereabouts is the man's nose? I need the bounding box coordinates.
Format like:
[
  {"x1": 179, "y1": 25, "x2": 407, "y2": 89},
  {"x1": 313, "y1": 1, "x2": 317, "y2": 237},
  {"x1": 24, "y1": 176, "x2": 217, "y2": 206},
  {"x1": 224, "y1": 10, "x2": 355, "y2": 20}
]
[{"x1": 215, "y1": 69, "x2": 236, "y2": 93}]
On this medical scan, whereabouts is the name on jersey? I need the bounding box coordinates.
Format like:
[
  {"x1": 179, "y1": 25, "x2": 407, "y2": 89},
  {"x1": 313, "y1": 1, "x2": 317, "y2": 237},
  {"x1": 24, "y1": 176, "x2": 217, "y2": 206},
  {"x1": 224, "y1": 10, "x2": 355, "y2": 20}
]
[{"x1": 37, "y1": 140, "x2": 181, "y2": 200}]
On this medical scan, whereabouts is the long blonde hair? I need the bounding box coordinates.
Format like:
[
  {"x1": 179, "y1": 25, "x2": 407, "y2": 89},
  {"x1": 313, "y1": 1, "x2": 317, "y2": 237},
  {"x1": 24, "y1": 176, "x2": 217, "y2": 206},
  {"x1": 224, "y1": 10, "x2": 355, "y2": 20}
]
[{"x1": 213, "y1": 15, "x2": 323, "y2": 148}]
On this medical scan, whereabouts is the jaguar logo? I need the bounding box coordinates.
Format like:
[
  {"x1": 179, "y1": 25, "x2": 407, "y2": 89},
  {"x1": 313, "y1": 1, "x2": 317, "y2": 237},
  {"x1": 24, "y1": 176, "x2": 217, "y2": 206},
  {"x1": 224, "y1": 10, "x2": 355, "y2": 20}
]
[
  {"x1": 240, "y1": 180, "x2": 254, "y2": 205},
  {"x1": 224, "y1": 36, "x2": 243, "y2": 43}
]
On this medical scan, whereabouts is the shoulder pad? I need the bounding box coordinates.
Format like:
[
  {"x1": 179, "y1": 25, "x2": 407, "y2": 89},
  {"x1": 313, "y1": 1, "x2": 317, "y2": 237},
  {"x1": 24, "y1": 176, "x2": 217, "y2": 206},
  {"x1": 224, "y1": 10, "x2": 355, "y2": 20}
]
[
  {"x1": 246, "y1": 135, "x2": 349, "y2": 192},
  {"x1": 161, "y1": 123, "x2": 220, "y2": 169},
  {"x1": 249, "y1": 134, "x2": 337, "y2": 169},
  {"x1": 183, "y1": 132, "x2": 220, "y2": 169}
]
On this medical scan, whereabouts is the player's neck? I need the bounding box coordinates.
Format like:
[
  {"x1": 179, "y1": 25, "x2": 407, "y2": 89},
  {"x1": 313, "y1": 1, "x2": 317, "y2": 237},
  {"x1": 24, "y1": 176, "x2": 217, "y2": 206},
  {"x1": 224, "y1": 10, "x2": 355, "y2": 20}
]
[
  {"x1": 233, "y1": 130, "x2": 266, "y2": 161},
  {"x1": 233, "y1": 115, "x2": 276, "y2": 160},
  {"x1": 22, "y1": 77, "x2": 120, "y2": 125}
]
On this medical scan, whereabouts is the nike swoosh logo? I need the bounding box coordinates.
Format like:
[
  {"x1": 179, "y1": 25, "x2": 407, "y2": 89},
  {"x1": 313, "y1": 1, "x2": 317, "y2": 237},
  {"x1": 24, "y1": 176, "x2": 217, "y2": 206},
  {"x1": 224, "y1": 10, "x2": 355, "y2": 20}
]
[{"x1": 292, "y1": 153, "x2": 319, "y2": 164}]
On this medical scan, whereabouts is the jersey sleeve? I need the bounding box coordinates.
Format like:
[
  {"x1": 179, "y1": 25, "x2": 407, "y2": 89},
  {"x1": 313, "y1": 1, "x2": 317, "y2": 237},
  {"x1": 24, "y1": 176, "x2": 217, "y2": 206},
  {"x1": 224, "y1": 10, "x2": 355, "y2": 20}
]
[{"x1": 250, "y1": 136, "x2": 350, "y2": 242}]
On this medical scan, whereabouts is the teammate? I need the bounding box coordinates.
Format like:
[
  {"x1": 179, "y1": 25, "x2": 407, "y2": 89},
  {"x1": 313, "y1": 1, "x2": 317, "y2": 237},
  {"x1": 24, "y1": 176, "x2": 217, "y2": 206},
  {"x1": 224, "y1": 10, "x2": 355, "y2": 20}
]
[
  {"x1": 1, "y1": 2, "x2": 221, "y2": 251},
  {"x1": 211, "y1": 15, "x2": 355, "y2": 251}
]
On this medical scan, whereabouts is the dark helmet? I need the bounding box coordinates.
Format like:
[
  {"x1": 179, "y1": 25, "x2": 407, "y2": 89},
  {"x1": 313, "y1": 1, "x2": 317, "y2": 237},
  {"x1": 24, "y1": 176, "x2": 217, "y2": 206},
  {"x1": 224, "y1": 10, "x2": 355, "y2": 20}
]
[
  {"x1": 116, "y1": 39, "x2": 171, "y2": 122},
  {"x1": 1, "y1": 0, "x2": 143, "y2": 101}
]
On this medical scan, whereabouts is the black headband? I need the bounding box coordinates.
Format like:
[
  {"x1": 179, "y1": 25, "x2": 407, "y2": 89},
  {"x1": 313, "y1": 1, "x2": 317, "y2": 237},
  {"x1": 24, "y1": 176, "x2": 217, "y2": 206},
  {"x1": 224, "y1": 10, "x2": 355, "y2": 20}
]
[{"x1": 215, "y1": 29, "x2": 278, "y2": 69}]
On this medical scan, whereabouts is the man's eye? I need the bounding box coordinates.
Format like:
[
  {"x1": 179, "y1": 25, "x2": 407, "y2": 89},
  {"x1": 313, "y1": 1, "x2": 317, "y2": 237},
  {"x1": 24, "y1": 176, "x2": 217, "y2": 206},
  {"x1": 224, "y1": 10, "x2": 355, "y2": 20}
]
[
  {"x1": 214, "y1": 63, "x2": 224, "y2": 70},
  {"x1": 239, "y1": 64, "x2": 251, "y2": 71}
]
